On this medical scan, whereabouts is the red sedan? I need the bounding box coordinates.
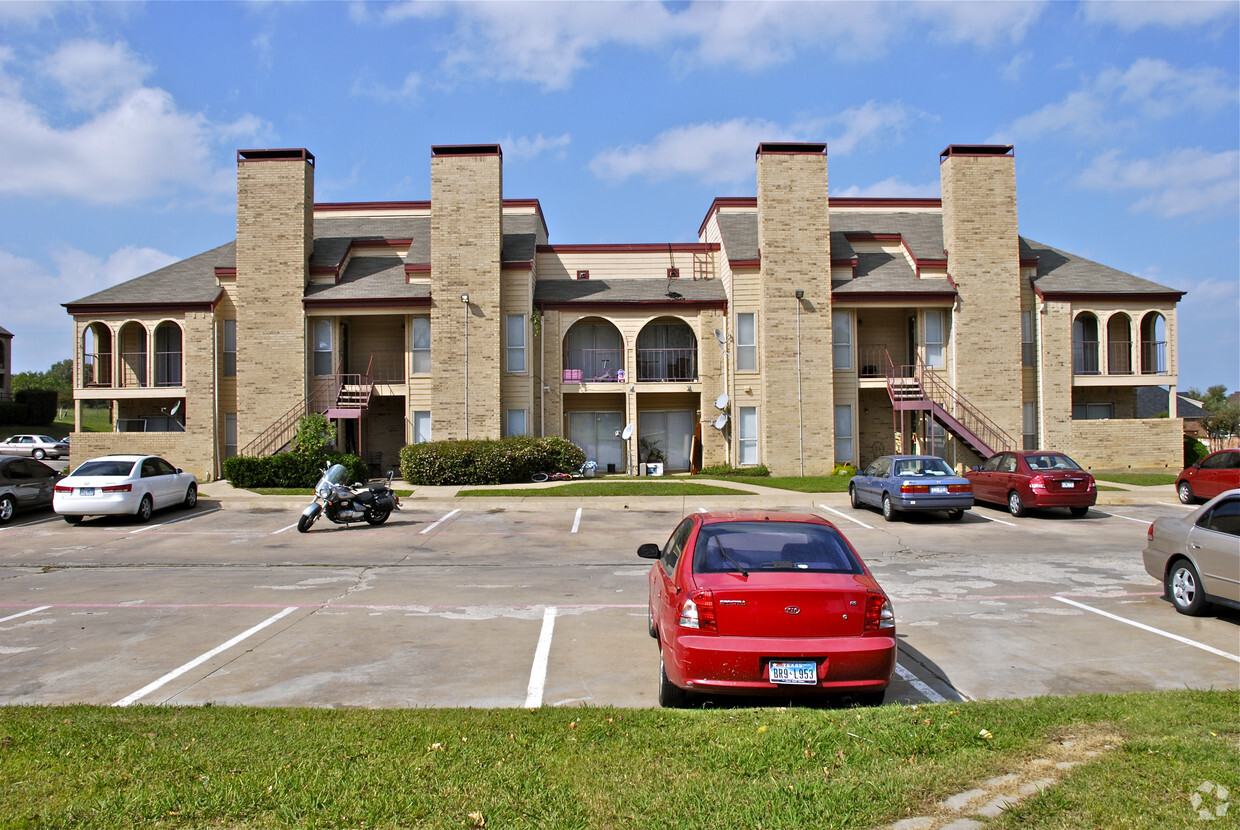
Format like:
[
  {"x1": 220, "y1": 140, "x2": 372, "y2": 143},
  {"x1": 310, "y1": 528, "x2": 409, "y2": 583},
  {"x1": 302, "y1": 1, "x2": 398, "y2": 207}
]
[
  {"x1": 1177, "y1": 449, "x2": 1240, "y2": 504},
  {"x1": 639, "y1": 511, "x2": 896, "y2": 708},
  {"x1": 965, "y1": 451, "x2": 1097, "y2": 517}
]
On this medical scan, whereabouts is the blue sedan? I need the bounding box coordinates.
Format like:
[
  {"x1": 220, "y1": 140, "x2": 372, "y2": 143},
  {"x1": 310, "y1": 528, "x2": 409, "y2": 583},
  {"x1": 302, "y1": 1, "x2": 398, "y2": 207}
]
[{"x1": 849, "y1": 455, "x2": 974, "y2": 522}]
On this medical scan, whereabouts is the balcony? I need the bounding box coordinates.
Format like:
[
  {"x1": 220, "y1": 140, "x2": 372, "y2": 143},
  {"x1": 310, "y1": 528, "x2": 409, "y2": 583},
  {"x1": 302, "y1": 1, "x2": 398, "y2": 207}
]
[
  {"x1": 1141, "y1": 341, "x2": 1167, "y2": 375},
  {"x1": 637, "y1": 347, "x2": 697, "y2": 382},
  {"x1": 1073, "y1": 340, "x2": 1100, "y2": 375},
  {"x1": 564, "y1": 348, "x2": 625, "y2": 383}
]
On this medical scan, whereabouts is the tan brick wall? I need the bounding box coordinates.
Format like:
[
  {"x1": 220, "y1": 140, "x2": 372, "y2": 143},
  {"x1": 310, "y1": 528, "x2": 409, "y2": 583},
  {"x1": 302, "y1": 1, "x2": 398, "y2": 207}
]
[
  {"x1": 941, "y1": 152, "x2": 1023, "y2": 444},
  {"x1": 235, "y1": 155, "x2": 313, "y2": 451},
  {"x1": 431, "y1": 150, "x2": 503, "y2": 440},
  {"x1": 756, "y1": 149, "x2": 834, "y2": 475},
  {"x1": 1070, "y1": 417, "x2": 1182, "y2": 471},
  {"x1": 1038, "y1": 300, "x2": 1074, "y2": 451}
]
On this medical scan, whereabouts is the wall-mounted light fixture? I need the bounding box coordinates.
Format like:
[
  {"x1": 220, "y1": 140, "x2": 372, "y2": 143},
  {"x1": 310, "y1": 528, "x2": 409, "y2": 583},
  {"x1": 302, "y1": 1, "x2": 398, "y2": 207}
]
[
  {"x1": 460, "y1": 293, "x2": 469, "y2": 304},
  {"x1": 795, "y1": 288, "x2": 805, "y2": 300}
]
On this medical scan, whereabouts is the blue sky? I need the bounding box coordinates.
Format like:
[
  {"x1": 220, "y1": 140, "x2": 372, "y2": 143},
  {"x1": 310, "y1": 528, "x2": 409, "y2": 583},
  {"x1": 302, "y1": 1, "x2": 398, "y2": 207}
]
[{"x1": 1, "y1": 0, "x2": 1236, "y2": 396}]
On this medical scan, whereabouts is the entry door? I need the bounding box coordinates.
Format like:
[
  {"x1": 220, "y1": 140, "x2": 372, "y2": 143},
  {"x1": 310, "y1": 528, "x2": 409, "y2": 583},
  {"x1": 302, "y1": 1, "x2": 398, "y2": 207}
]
[
  {"x1": 639, "y1": 410, "x2": 695, "y2": 470},
  {"x1": 568, "y1": 412, "x2": 625, "y2": 472}
]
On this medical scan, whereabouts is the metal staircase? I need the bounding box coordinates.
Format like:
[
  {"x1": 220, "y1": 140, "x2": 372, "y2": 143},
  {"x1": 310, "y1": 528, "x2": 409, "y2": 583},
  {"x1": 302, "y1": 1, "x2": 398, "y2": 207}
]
[
  {"x1": 885, "y1": 352, "x2": 1015, "y2": 458},
  {"x1": 238, "y1": 359, "x2": 374, "y2": 457}
]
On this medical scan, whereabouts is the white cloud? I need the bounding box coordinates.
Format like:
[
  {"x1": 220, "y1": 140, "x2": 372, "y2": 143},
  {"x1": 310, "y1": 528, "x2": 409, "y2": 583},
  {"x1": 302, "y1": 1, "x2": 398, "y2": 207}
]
[
  {"x1": 352, "y1": 69, "x2": 422, "y2": 103},
  {"x1": 828, "y1": 101, "x2": 916, "y2": 156},
  {"x1": 1079, "y1": 147, "x2": 1240, "y2": 216},
  {"x1": 1082, "y1": 0, "x2": 1239, "y2": 31},
  {"x1": 834, "y1": 176, "x2": 941, "y2": 198},
  {"x1": 1, "y1": 245, "x2": 178, "y2": 372},
  {"x1": 911, "y1": 0, "x2": 1046, "y2": 47},
  {"x1": 589, "y1": 118, "x2": 793, "y2": 185},
  {"x1": 0, "y1": 40, "x2": 267, "y2": 204},
  {"x1": 501, "y1": 133, "x2": 572, "y2": 160}
]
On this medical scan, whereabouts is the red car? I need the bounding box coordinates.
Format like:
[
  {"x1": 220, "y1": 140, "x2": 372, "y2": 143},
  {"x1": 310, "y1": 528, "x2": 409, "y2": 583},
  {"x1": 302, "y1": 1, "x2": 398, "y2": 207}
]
[
  {"x1": 638, "y1": 511, "x2": 896, "y2": 708},
  {"x1": 965, "y1": 451, "x2": 1097, "y2": 517},
  {"x1": 1177, "y1": 450, "x2": 1240, "y2": 505}
]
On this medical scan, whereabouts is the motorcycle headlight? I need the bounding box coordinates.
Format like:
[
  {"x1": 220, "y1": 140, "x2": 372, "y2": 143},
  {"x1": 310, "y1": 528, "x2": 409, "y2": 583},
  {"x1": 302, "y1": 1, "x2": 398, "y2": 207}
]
[{"x1": 315, "y1": 482, "x2": 332, "y2": 498}]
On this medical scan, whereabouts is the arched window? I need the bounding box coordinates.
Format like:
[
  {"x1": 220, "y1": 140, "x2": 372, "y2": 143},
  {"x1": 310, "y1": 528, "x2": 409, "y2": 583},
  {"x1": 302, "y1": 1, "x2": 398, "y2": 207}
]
[
  {"x1": 154, "y1": 322, "x2": 183, "y2": 387},
  {"x1": 563, "y1": 319, "x2": 624, "y2": 382},
  {"x1": 1140, "y1": 312, "x2": 1167, "y2": 375},
  {"x1": 1105, "y1": 313, "x2": 1132, "y2": 375},
  {"x1": 118, "y1": 321, "x2": 148, "y2": 388},
  {"x1": 1072, "y1": 313, "x2": 1099, "y2": 375},
  {"x1": 637, "y1": 318, "x2": 697, "y2": 382},
  {"x1": 83, "y1": 323, "x2": 113, "y2": 386}
]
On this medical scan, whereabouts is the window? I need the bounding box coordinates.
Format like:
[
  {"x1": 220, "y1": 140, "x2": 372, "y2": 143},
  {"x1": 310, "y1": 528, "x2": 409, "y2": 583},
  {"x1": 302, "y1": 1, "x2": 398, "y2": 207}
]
[
  {"x1": 661, "y1": 518, "x2": 693, "y2": 576},
  {"x1": 1021, "y1": 311, "x2": 1035, "y2": 367},
  {"x1": 1072, "y1": 403, "x2": 1114, "y2": 420},
  {"x1": 1199, "y1": 497, "x2": 1240, "y2": 537},
  {"x1": 834, "y1": 404, "x2": 853, "y2": 463},
  {"x1": 736, "y1": 313, "x2": 756, "y2": 371},
  {"x1": 506, "y1": 314, "x2": 526, "y2": 373},
  {"x1": 222, "y1": 320, "x2": 237, "y2": 378},
  {"x1": 1023, "y1": 403, "x2": 1036, "y2": 450},
  {"x1": 411, "y1": 317, "x2": 431, "y2": 375},
  {"x1": 924, "y1": 311, "x2": 945, "y2": 368},
  {"x1": 313, "y1": 319, "x2": 333, "y2": 376},
  {"x1": 412, "y1": 411, "x2": 432, "y2": 444},
  {"x1": 154, "y1": 323, "x2": 183, "y2": 387},
  {"x1": 506, "y1": 409, "x2": 527, "y2": 437},
  {"x1": 738, "y1": 406, "x2": 758, "y2": 465},
  {"x1": 832, "y1": 311, "x2": 852, "y2": 369},
  {"x1": 928, "y1": 419, "x2": 946, "y2": 458},
  {"x1": 224, "y1": 413, "x2": 237, "y2": 459}
]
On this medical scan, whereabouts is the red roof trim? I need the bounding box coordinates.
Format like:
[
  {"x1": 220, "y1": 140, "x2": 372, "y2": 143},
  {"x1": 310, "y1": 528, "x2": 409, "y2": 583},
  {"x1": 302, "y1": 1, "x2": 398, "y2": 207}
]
[
  {"x1": 698, "y1": 197, "x2": 757, "y2": 237},
  {"x1": 315, "y1": 201, "x2": 431, "y2": 212},
  {"x1": 432, "y1": 143, "x2": 502, "y2": 158},
  {"x1": 939, "y1": 145, "x2": 1014, "y2": 163},
  {"x1": 404, "y1": 264, "x2": 431, "y2": 274},
  {"x1": 538, "y1": 243, "x2": 719, "y2": 254},
  {"x1": 1033, "y1": 288, "x2": 1186, "y2": 303},
  {"x1": 831, "y1": 292, "x2": 957, "y2": 305},
  {"x1": 538, "y1": 300, "x2": 728, "y2": 312},
  {"x1": 238, "y1": 148, "x2": 314, "y2": 165},
  {"x1": 214, "y1": 267, "x2": 237, "y2": 278},
  {"x1": 728, "y1": 259, "x2": 761, "y2": 268},
  {"x1": 756, "y1": 142, "x2": 827, "y2": 157},
  {"x1": 64, "y1": 301, "x2": 218, "y2": 315},
  {"x1": 303, "y1": 297, "x2": 432, "y2": 310},
  {"x1": 832, "y1": 197, "x2": 942, "y2": 209}
]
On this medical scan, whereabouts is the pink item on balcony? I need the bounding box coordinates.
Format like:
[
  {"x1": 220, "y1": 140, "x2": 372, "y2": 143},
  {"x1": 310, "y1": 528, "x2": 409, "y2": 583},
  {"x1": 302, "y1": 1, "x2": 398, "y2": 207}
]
[{"x1": 563, "y1": 369, "x2": 583, "y2": 382}]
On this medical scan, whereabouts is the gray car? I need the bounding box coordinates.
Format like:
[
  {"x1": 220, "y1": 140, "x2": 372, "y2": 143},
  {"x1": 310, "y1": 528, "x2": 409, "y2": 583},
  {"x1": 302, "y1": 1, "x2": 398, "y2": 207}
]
[
  {"x1": 1143, "y1": 488, "x2": 1240, "y2": 616},
  {"x1": 0, "y1": 456, "x2": 63, "y2": 524},
  {"x1": 0, "y1": 434, "x2": 70, "y2": 460},
  {"x1": 849, "y1": 454, "x2": 974, "y2": 522}
]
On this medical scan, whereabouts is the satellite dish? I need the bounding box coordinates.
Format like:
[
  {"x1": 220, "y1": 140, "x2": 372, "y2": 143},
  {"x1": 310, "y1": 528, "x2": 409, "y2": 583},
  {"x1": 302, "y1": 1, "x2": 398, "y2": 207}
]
[
  {"x1": 170, "y1": 401, "x2": 182, "y2": 416},
  {"x1": 620, "y1": 423, "x2": 635, "y2": 441},
  {"x1": 713, "y1": 328, "x2": 727, "y2": 344},
  {"x1": 712, "y1": 413, "x2": 729, "y2": 431},
  {"x1": 714, "y1": 393, "x2": 729, "y2": 411}
]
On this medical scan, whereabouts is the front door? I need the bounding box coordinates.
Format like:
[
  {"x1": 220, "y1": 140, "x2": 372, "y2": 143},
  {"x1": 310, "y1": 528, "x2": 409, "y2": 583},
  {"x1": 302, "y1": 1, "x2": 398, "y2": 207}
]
[{"x1": 568, "y1": 412, "x2": 625, "y2": 472}]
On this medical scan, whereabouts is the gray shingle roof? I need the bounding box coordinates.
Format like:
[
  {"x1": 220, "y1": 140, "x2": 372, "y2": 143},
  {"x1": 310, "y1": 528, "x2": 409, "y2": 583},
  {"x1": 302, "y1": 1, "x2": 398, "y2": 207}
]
[
  {"x1": 1023, "y1": 239, "x2": 1182, "y2": 296},
  {"x1": 65, "y1": 242, "x2": 232, "y2": 308},
  {"x1": 830, "y1": 212, "x2": 946, "y2": 261},
  {"x1": 717, "y1": 213, "x2": 759, "y2": 261},
  {"x1": 305, "y1": 257, "x2": 430, "y2": 303},
  {"x1": 535, "y1": 277, "x2": 726, "y2": 304},
  {"x1": 833, "y1": 252, "x2": 956, "y2": 297}
]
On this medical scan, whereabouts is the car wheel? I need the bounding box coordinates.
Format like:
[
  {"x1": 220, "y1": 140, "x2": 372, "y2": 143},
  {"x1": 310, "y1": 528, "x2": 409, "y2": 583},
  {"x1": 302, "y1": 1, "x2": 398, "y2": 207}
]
[
  {"x1": 1007, "y1": 490, "x2": 1026, "y2": 518},
  {"x1": 1070, "y1": 506, "x2": 1089, "y2": 517},
  {"x1": 135, "y1": 494, "x2": 153, "y2": 523},
  {"x1": 881, "y1": 493, "x2": 898, "y2": 522},
  {"x1": 947, "y1": 508, "x2": 965, "y2": 521},
  {"x1": 849, "y1": 483, "x2": 861, "y2": 510},
  {"x1": 1166, "y1": 558, "x2": 1208, "y2": 616},
  {"x1": 0, "y1": 494, "x2": 14, "y2": 525},
  {"x1": 182, "y1": 483, "x2": 197, "y2": 509},
  {"x1": 63, "y1": 515, "x2": 82, "y2": 524},
  {"x1": 365, "y1": 508, "x2": 390, "y2": 526},
  {"x1": 658, "y1": 651, "x2": 688, "y2": 708},
  {"x1": 32, "y1": 449, "x2": 46, "y2": 460},
  {"x1": 647, "y1": 604, "x2": 658, "y2": 639},
  {"x1": 1177, "y1": 480, "x2": 1195, "y2": 505}
]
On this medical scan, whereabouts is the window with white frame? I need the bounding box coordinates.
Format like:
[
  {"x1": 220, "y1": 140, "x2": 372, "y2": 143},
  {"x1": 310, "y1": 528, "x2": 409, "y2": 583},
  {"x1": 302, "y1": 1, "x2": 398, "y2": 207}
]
[
  {"x1": 736, "y1": 313, "x2": 757, "y2": 371},
  {"x1": 410, "y1": 317, "x2": 430, "y2": 375},
  {"x1": 1021, "y1": 311, "x2": 1035, "y2": 367},
  {"x1": 224, "y1": 413, "x2": 237, "y2": 458},
  {"x1": 1023, "y1": 403, "x2": 1037, "y2": 450},
  {"x1": 506, "y1": 409, "x2": 527, "y2": 436},
  {"x1": 925, "y1": 311, "x2": 945, "y2": 368},
  {"x1": 738, "y1": 406, "x2": 759, "y2": 465},
  {"x1": 834, "y1": 404, "x2": 854, "y2": 463},
  {"x1": 832, "y1": 311, "x2": 852, "y2": 369},
  {"x1": 312, "y1": 319, "x2": 333, "y2": 376},
  {"x1": 222, "y1": 319, "x2": 236, "y2": 378},
  {"x1": 412, "y1": 411, "x2": 432, "y2": 443},
  {"x1": 506, "y1": 314, "x2": 526, "y2": 373}
]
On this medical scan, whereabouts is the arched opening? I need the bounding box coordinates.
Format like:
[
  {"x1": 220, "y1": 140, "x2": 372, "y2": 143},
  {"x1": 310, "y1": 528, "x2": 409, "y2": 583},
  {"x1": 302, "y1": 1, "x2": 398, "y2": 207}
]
[
  {"x1": 1140, "y1": 312, "x2": 1167, "y2": 374},
  {"x1": 118, "y1": 321, "x2": 148, "y2": 388},
  {"x1": 154, "y1": 322, "x2": 183, "y2": 387},
  {"x1": 636, "y1": 317, "x2": 698, "y2": 382},
  {"x1": 1072, "y1": 313, "x2": 1099, "y2": 375},
  {"x1": 563, "y1": 318, "x2": 624, "y2": 383},
  {"x1": 82, "y1": 323, "x2": 113, "y2": 387},
  {"x1": 1106, "y1": 313, "x2": 1132, "y2": 375}
]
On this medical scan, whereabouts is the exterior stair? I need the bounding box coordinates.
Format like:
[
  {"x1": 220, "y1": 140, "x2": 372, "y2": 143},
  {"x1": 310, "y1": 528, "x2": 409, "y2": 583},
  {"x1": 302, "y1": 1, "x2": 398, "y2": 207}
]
[
  {"x1": 885, "y1": 353, "x2": 1016, "y2": 458},
  {"x1": 239, "y1": 363, "x2": 373, "y2": 457}
]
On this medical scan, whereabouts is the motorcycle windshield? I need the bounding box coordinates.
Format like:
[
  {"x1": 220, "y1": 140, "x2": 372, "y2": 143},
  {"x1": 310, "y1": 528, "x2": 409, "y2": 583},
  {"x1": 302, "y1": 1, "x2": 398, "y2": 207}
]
[{"x1": 324, "y1": 464, "x2": 350, "y2": 485}]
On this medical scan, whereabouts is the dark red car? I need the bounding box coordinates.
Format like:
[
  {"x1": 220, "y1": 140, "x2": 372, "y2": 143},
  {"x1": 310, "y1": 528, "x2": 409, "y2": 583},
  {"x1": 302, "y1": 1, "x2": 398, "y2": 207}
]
[
  {"x1": 965, "y1": 451, "x2": 1097, "y2": 517},
  {"x1": 1177, "y1": 449, "x2": 1240, "y2": 504},
  {"x1": 638, "y1": 511, "x2": 896, "y2": 708}
]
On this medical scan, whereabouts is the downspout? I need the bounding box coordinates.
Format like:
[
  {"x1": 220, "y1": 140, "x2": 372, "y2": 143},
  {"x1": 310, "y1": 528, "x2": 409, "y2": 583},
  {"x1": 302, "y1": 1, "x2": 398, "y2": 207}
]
[{"x1": 212, "y1": 315, "x2": 219, "y2": 481}]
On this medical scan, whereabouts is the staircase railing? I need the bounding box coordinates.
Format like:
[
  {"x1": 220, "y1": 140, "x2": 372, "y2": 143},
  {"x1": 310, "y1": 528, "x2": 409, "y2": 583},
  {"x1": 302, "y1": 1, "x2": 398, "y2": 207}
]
[
  {"x1": 239, "y1": 374, "x2": 336, "y2": 457},
  {"x1": 885, "y1": 351, "x2": 1016, "y2": 456}
]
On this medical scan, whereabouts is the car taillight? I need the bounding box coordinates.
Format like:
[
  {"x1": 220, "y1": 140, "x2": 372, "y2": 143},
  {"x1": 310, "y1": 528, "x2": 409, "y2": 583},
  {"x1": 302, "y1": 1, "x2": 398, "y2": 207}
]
[
  {"x1": 678, "y1": 590, "x2": 717, "y2": 632},
  {"x1": 54, "y1": 484, "x2": 73, "y2": 493},
  {"x1": 901, "y1": 484, "x2": 930, "y2": 494},
  {"x1": 948, "y1": 484, "x2": 971, "y2": 493},
  {"x1": 1029, "y1": 475, "x2": 1046, "y2": 490},
  {"x1": 864, "y1": 592, "x2": 894, "y2": 631},
  {"x1": 101, "y1": 484, "x2": 132, "y2": 493},
  {"x1": 1147, "y1": 523, "x2": 1154, "y2": 542},
  {"x1": 1086, "y1": 475, "x2": 1096, "y2": 490}
]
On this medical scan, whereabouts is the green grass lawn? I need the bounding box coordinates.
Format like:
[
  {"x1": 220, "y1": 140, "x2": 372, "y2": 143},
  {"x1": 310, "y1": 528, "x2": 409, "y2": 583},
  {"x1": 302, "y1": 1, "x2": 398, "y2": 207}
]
[
  {"x1": 698, "y1": 474, "x2": 854, "y2": 493},
  {"x1": 1, "y1": 407, "x2": 111, "y2": 441},
  {"x1": 1, "y1": 690, "x2": 1233, "y2": 829},
  {"x1": 1093, "y1": 472, "x2": 1179, "y2": 487},
  {"x1": 460, "y1": 481, "x2": 746, "y2": 497}
]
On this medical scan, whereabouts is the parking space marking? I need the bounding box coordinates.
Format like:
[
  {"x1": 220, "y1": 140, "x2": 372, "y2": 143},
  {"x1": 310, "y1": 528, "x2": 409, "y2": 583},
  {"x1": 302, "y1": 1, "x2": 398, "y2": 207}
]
[
  {"x1": 524, "y1": 605, "x2": 557, "y2": 708},
  {"x1": 128, "y1": 506, "x2": 222, "y2": 534},
  {"x1": 1090, "y1": 510, "x2": 1151, "y2": 525},
  {"x1": 972, "y1": 511, "x2": 1017, "y2": 527},
  {"x1": 894, "y1": 662, "x2": 950, "y2": 703},
  {"x1": 419, "y1": 508, "x2": 461, "y2": 535},
  {"x1": 571, "y1": 508, "x2": 582, "y2": 534},
  {"x1": 272, "y1": 522, "x2": 300, "y2": 534},
  {"x1": 0, "y1": 606, "x2": 50, "y2": 624},
  {"x1": 1051, "y1": 596, "x2": 1240, "y2": 663},
  {"x1": 817, "y1": 504, "x2": 874, "y2": 530},
  {"x1": 114, "y1": 606, "x2": 300, "y2": 707},
  {"x1": 0, "y1": 515, "x2": 61, "y2": 531}
]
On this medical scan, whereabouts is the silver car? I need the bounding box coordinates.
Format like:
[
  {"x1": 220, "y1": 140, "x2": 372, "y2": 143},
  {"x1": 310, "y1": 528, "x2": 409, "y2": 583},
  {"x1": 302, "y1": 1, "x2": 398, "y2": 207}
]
[
  {"x1": 1143, "y1": 489, "x2": 1240, "y2": 616},
  {"x1": 0, "y1": 434, "x2": 70, "y2": 460},
  {"x1": 0, "y1": 456, "x2": 63, "y2": 524}
]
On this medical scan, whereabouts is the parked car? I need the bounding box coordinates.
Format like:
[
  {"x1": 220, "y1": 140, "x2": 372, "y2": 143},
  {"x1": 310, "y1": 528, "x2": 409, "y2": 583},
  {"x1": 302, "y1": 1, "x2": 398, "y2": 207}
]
[
  {"x1": 965, "y1": 451, "x2": 1096, "y2": 517},
  {"x1": 1176, "y1": 449, "x2": 1240, "y2": 505},
  {"x1": 1143, "y1": 489, "x2": 1240, "y2": 616},
  {"x1": 53, "y1": 455, "x2": 197, "y2": 524},
  {"x1": 849, "y1": 455, "x2": 973, "y2": 521},
  {"x1": 639, "y1": 511, "x2": 896, "y2": 707},
  {"x1": 0, "y1": 456, "x2": 63, "y2": 524},
  {"x1": 0, "y1": 434, "x2": 70, "y2": 460}
]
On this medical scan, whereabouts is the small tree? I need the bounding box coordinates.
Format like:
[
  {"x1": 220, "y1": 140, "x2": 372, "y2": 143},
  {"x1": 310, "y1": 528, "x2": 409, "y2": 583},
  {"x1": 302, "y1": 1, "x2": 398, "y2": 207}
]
[{"x1": 293, "y1": 413, "x2": 333, "y2": 457}]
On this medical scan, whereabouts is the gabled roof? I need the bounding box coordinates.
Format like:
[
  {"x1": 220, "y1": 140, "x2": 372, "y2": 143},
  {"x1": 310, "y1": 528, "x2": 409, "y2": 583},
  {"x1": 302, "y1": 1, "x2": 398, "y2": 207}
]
[
  {"x1": 535, "y1": 277, "x2": 726, "y2": 307},
  {"x1": 1024, "y1": 239, "x2": 1184, "y2": 299},
  {"x1": 0, "y1": 324, "x2": 12, "y2": 337},
  {"x1": 304, "y1": 256, "x2": 430, "y2": 307},
  {"x1": 63, "y1": 242, "x2": 231, "y2": 311}
]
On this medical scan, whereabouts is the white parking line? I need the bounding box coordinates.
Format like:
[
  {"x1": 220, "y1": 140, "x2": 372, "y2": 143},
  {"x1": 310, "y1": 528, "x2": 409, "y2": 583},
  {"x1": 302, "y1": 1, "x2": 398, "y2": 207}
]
[
  {"x1": 817, "y1": 504, "x2": 874, "y2": 530},
  {"x1": 1052, "y1": 596, "x2": 1240, "y2": 663},
  {"x1": 571, "y1": 508, "x2": 582, "y2": 534},
  {"x1": 129, "y1": 506, "x2": 222, "y2": 534},
  {"x1": 1090, "y1": 510, "x2": 1151, "y2": 525},
  {"x1": 114, "y1": 606, "x2": 299, "y2": 707},
  {"x1": 272, "y1": 522, "x2": 300, "y2": 534},
  {"x1": 973, "y1": 511, "x2": 1017, "y2": 527},
  {"x1": 0, "y1": 606, "x2": 51, "y2": 624},
  {"x1": 419, "y1": 508, "x2": 461, "y2": 535},
  {"x1": 894, "y1": 662, "x2": 950, "y2": 703},
  {"x1": 524, "y1": 606, "x2": 557, "y2": 708},
  {"x1": 0, "y1": 515, "x2": 61, "y2": 531}
]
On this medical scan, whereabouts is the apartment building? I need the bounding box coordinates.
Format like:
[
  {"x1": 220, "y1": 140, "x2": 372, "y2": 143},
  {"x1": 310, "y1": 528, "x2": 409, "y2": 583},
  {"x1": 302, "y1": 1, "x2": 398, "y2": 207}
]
[
  {"x1": 63, "y1": 143, "x2": 1185, "y2": 480},
  {"x1": 0, "y1": 325, "x2": 11, "y2": 403}
]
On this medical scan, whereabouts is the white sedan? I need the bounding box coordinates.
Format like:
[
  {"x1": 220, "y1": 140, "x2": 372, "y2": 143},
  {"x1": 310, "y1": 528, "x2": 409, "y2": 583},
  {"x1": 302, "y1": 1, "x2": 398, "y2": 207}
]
[{"x1": 54, "y1": 455, "x2": 198, "y2": 524}]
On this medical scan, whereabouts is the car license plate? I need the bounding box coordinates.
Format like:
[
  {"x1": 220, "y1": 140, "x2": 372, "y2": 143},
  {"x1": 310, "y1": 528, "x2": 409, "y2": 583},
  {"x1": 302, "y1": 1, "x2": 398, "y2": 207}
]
[
  {"x1": 769, "y1": 660, "x2": 817, "y2": 685},
  {"x1": 79, "y1": 488, "x2": 95, "y2": 496},
  {"x1": 930, "y1": 485, "x2": 948, "y2": 494},
  {"x1": 1061, "y1": 481, "x2": 1075, "y2": 488}
]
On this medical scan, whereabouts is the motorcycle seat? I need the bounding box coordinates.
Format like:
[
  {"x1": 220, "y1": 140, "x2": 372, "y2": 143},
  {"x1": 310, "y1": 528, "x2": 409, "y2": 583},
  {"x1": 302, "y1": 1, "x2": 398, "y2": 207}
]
[{"x1": 355, "y1": 489, "x2": 376, "y2": 505}]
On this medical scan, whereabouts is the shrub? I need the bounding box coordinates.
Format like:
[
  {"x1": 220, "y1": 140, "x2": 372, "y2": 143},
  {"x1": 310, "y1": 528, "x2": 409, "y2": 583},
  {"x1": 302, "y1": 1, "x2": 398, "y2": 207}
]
[
  {"x1": 832, "y1": 462, "x2": 857, "y2": 477},
  {"x1": 399, "y1": 436, "x2": 586, "y2": 486},
  {"x1": 695, "y1": 464, "x2": 771, "y2": 478},
  {"x1": 0, "y1": 390, "x2": 58, "y2": 427},
  {"x1": 1184, "y1": 436, "x2": 1209, "y2": 468},
  {"x1": 223, "y1": 451, "x2": 366, "y2": 489}
]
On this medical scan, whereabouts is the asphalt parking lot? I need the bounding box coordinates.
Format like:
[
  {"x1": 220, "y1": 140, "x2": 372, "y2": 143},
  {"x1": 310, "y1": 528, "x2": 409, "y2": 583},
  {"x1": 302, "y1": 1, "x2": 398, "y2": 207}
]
[{"x1": 1, "y1": 486, "x2": 1236, "y2": 710}]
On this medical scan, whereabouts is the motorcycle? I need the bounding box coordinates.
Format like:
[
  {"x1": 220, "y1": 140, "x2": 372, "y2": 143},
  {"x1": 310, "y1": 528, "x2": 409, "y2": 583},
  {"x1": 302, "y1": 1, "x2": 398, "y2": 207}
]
[{"x1": 297, "y1": 464, "x2": 401, "y2": 533}]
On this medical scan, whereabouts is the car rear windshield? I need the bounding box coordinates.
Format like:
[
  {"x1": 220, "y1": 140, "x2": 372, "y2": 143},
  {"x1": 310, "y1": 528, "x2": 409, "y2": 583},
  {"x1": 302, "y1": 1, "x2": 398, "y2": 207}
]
[
  {"x1": 693, "y1": 522, "x2": 862, "y2": 574},
  {"x1": 894, "y1": 458, "x2": 955, "y2": 477},
  {"x1": 72, "y1": 460, "x2": 137, "y2": 477},
  {"x1": 1025, "y1": 454, "x2": 1081, "y2": 471}
]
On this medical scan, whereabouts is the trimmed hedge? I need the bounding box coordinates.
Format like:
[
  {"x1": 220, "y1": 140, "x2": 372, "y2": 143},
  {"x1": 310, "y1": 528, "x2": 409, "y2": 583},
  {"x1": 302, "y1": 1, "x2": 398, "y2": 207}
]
[
  {"x1": 695, "y1": 464, "x2": 771, "y2": 478},
  {"x1": 222, "y1": 451, "x2": 367, "y2": 489},
  {"x1": 1184, "y1": 435, "x2": 1209, "y2": 468},
  {"x1": 0, "y1": 389, "x2": 58, "y2": 427},
  {"x1": 399, "y1": 436, "x2": 586, "y2": 486}
]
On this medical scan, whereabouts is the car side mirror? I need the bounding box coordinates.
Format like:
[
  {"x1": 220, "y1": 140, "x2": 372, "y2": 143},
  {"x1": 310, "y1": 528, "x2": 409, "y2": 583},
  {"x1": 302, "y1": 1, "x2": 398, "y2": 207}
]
[{"x1": 637, "y1": 543, "x2": 662, "y2": 560}]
